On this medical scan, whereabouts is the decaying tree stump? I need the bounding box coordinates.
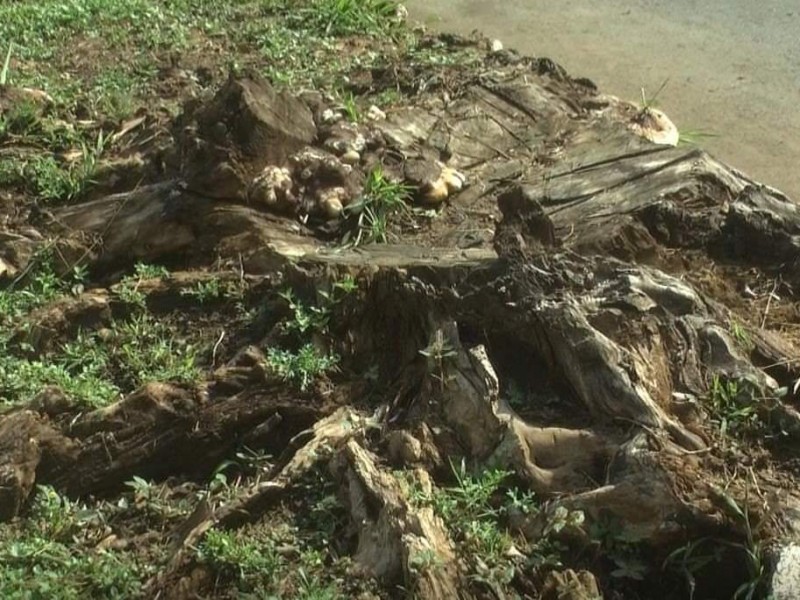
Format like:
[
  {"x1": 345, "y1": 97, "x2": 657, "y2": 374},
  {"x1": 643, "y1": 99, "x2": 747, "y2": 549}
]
[{"x1": 2, "y1": 50, "x2": 800, "y2": 598}]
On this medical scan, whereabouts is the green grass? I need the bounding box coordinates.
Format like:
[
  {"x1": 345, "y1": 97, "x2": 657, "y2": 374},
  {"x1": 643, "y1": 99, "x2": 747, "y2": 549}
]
[
  {"x1": 0, "y1": 250, "x2": 72, "y2": 325},
  {"x1": 663, "y1": 490, "x2": 766, "y2": 600},
  {"x1": 0, "y1": 486, "x2": 149, "y2": 598},
  {"x1": 261, "y1": 278, "x2": 358, "y2": 391},
  {"x1": 402, "y1": 462, "x2": 516, "y2": 588},
  {"x1": 199, "y1": 528, "x2": 285, "y2": 587},
  {"x1": 180, "y1": 278, "x2": 244, "y2": 304},
  {"x1": 0, "y1": 260, "x2": 199, "y2": 409},
  {"x1": 267, "y1": 344, "x2": 339, "y2": 391},
  {"x1": 297, "y1": 0, "x2": 402, "y2": 37},
  {"x1": 0, "y1": 313, "x2": 200, "y2": 409},
  {"x1": 342, "y1": 167, "x2": 411, "y2": 246},
  {"x1": 197, "y1": 504, "x2": 349, "y2": 598},
  {"x1": 678, "y1": 129, "x2": 719, "y2": 147},
  {"x1": 0, "y1": 0, "x2": 405, "y2": 109},
  {"x1": 0, "y1": 0, "x2": 190, "y2": 61},
  {"x1": 110, "y1": 313, "x2": 201, "y2": 390},
  {"x1": 115, "y1": 262, "x2": 170, "y2": 308},
  {"x1": 706, "y1": 374, "x2": 760, "y2": 439},
  {"x1": 397, "y1": 462, "x2": 584, "y2": 591},
  {"x1": 638, "y1": 78, "x2": 670, "y2": 111},
  {"x1": 0, "y1": 124, "x2": 108, "y2": 204}
]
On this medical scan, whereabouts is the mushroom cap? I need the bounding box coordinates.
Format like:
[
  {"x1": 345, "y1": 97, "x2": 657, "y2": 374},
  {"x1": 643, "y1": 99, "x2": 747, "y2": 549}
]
[{"x1": 629, "y1": 107, "x2": 679, "y2": 147}]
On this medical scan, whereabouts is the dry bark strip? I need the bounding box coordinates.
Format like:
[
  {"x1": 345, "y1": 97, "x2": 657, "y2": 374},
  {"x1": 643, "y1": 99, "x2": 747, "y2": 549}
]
[
  {"x1": 0, "y1": 352, "x2": 326, "y2": 508},
  {"x1": 331, "y1": 440, "x2": 463, "y2": 599}
]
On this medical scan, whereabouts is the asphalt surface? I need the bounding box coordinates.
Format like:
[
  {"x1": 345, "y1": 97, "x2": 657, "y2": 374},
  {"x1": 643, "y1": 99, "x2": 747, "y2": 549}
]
[{"x1": 406, "y1": 0, "x2": 800, "y2": 200}]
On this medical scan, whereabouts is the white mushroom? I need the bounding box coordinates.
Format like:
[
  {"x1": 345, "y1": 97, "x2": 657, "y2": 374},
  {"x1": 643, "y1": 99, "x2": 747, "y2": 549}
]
[
  {"x1": 249, "y1": 166, "x2": 294, "y2": 209},
  {"x1": 423, "y1": 178, "x2": 450, "y2": 205},
  {"x1": 366, "y1": 105, "x2": 387, "y2": 121},
  {"x1": 441, "y1": 166, "x2": 466, "y2": 193},
  {"x1": 490, "y1": 39, "x2": 504, "y2": 53},
  {"x1": 317, "y1": 187, "x2": 348, "y2": 219},
  {"x1": 394, "y1": 4, "x2": 408, "y2": 22},
  {"x1": 341, "y1": 149, "x2": 361, "y2": 165},
  {"x1": 628, "y1": 107, "x2": 679, "y2": 147},
  {"x1": 320, "y1": 108, "x2": 342, "y2": 125},
  {"x1": 351, "y1": 133, "x2": 366, "y2": 153}
]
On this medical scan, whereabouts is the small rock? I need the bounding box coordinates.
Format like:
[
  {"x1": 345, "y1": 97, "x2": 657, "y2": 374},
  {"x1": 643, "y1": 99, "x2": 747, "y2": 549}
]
[
  {"x1": 366, "y1": 105, "x2": 387, "y2": 121},
  {"x1": 771, "y1": 543, "x2": 800, "y2": 600},
  {"x1": 490, "y1": 39, "x2": 504, "y2": 53},
  {"x1": 387, "y1": 430, "x2": 423, "y2": 465}
]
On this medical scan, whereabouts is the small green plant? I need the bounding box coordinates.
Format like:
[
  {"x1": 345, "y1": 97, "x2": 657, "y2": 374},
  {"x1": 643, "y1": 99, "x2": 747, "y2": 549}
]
[
  {"x1": 267, "y1": 279, "x2": 355, "y2": 390},
  {"x1": 123, "y1": 475, "x2": 190, "y2": 522},
  {"x1": 198, "y1": 528, "x2": 284, "y2": 587},
  {"x1": 410, "y1": 460, "x2": 515, "y2": 585},
  {"x1": 678, "y1": 129, "x2": 719, "y2": 147},
  {"x1": 0, "y1": 42, "x2": 13, "y2": 85},
  {"x1": 589, "y1": 514, "x2": 649, "y2": 582},
  {"x1": 707, "y1": 374, "x2": 759, "y2": 438},
  {"x1": 341, "y1": 90, "x2": 359, "y2": 122},
  {"x1": 116, "y1": 262, "x2": 170, "y2": 308},
  {"x1": 1, "y1": 101, "x2": 41, "y2": 138},
  {"x1": 267, "y1": 344, "x2": 339, "y2": 391},
  {"x1": 409, "y1": 547, "x2": 443, "y2": 574},
  {"x1": 280, "y1": 289, "x2": 332, "y2": 335},
  {"x1": 296, "y1": 569, "x2": 342, "y2": 600},
  {"x1": 111, "y1": 312, "x2": 201, "y2": 388},
  {"x1": 342, "y1": 167, "x2": 411, "y2": 246},
  {"x1": 0, "y1": 486, "x2": 145, "y2": 598},
  {"x1": 180, "y1": 278, "x2": 237, "y2": 304},
  {"x1": 663, "y1": 490, "x2": 766, "y2": 600},
  {"x1": 0, "y1": 250, "x2": 68, "y2": 324},
  {"x1": 729, "y1": 320, "x2": 752, "y2": 351},
  {"x1": 419, "y1": 329, "x2": 457, "y2": 391},
  {"x1": 132, "y1": 262, "x2": 170, "y2": 280},
  {"x1": 21, "y1": 130, "x2": 107, "y2": 203},
  {"x1": 639, "y1": 78, "x2": 670, "y2": 111},
  {"x1": 371, "y1": 87, "x2": 402, "y2": 107},
  {"x1": 279, "y1": 277, "x2": 356, "y2": 336},
  {"x1": 504, "y1": 487, "x2": 537, "y2": 516}
]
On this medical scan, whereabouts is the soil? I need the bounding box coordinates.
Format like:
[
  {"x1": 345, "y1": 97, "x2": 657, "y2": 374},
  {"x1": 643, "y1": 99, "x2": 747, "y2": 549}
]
[{"x1": 1, "y1": 3, "x2": 800, "y2": 600}]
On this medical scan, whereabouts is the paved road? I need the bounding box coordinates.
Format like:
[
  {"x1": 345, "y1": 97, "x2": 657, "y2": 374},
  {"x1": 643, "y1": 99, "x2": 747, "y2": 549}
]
[{"x1": 407, "y1": 0, "x2": 800, "y2": 200}]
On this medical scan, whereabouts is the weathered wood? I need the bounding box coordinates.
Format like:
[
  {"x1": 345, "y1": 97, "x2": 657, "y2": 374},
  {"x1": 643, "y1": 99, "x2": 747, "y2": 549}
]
[
  {"x1": 332, "y1": 440, "x2": 463, "y2": 599},
  {"x1": 1, "y1": 55, "x2": 799, "y2": 599},
  {"x1": 0, "y1": 354, "x2": 326, "y2": 508}
]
